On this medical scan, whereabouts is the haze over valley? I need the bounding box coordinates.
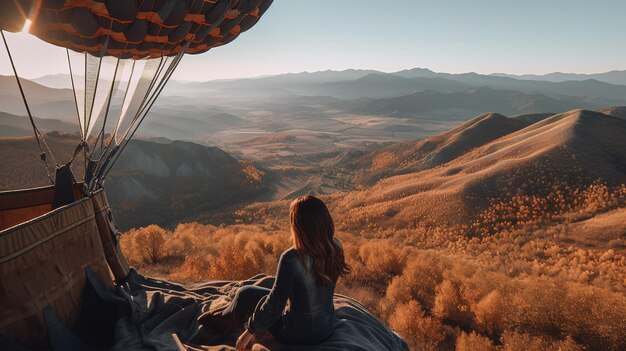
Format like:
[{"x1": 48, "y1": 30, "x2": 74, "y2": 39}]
[{"x1": 4, "y1": 67, "x2": 626, "y2": 193}]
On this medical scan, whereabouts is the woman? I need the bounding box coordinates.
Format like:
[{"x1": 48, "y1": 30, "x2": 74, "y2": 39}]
[{"x1": 198, "y1": 195, "x2": 350, "y2": 349}]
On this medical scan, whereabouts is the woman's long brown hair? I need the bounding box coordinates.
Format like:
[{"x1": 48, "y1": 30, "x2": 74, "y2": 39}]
[{"x1": 290, "y1": 195, "x2": 350, "y2": 285}]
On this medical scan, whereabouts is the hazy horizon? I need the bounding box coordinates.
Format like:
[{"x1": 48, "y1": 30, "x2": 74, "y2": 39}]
[{"x1": 18, "y1": 66, "x2": 626, "y2": 84}]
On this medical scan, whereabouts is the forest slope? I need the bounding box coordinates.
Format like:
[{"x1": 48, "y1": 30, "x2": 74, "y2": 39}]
[
  {"x1": 331, "y1": 109, "x2": 626, "y2": 229},
  {"x1": 0, "y1": 136, "x2": 271, "y2": 229}
]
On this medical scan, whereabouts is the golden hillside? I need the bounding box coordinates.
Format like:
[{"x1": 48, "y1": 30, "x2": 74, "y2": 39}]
[{"x1": 121, "y1": 108, "x2": 626, "y2": 351}]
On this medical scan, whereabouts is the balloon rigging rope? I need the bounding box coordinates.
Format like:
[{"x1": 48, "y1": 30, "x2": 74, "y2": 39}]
[
  {"x1": 84, "y1": 38, "x2": 109, "y2": 146},
  {"x1": 66, "y1": 49, "x2": 84, "y2": 139},
  {"x1": 1, "y1": 30, "x2": 55, "y2": 184},
  {"x1": 85, "y1": 55, "x2": 103, "y2": 145},
  {"x1": 111, "y1": 61, "x2": 137, "y2": 144},
  {"x1": 88, "y1": 57, "x2": 171, "y2": 189},
  {"x1": 98, "y1": 43, "x2": 189, "y2": 182},
  {"x1": 91, "y1": 58, "x2": 121, "y2": 159},
  {"x1": 87, "y1": 60, "x2": 138, "y2": 188},
  {"x1": 132, "y1": 56, "x2": 165, "y2": 126}
]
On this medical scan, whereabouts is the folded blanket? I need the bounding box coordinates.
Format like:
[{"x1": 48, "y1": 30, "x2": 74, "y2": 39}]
[{"x1": 106, "y1": 269, "x2": 408, "y2": 351}]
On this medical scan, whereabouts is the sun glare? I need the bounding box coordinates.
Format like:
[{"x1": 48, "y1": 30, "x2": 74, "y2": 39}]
[{"x1": 21, "y1": 19, "x2": 31, "y2": 34}]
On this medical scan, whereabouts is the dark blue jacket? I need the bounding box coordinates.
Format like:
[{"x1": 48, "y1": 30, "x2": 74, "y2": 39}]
[{"x1": 247, "y1": 248, "x2": 337, "y2": 344}]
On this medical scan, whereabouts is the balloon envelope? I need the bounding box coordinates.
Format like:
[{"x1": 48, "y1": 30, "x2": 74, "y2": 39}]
[{"x1": 0, "y1": 0, "x2": 273, "y2": 59}]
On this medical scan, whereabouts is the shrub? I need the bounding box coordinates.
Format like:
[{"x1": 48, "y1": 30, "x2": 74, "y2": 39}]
[
  {"x1": 432, "y1": 279, "x2": 474, "y2": 329},
  {"x1": 472, "y1": 290, "x2": 505, "y2": 337},
  {"x1": 121, "y1": 224, "x2": 167, "y2": 264},
  {"x1": 383, "y1": 254, "x2": 443, "y2": 316},
  {"x1": 389, "y1": 300, "x2": 446, "y2": 350},
  {"x1": 348, "y1": 240, "x2": 407, "y2": 288},
  {"x1": 169, "y1": 255, "x2": 211, "y2": 282}
]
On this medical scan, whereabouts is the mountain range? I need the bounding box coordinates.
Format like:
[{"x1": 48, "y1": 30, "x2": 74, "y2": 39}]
[
  {"x1": 4, "y1": 68, "x2": 626, "y2": 148},
  {"x1": 342, "y1": 86, "x2": 600, "y2": 119},
  {"x1": 25, "y1": 68, "x2": 626, "y2": 103},
  {"x1": 159, "y1": 69, "x2": 626, "y2": 102},
  {"x1": 491, "y1": 70, "x2": 626, "y2": 85}
]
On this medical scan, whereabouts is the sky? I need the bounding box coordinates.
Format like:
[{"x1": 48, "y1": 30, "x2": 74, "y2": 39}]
[{"x1": 1, "y1": 0, "x2": 626, "y2": 81}]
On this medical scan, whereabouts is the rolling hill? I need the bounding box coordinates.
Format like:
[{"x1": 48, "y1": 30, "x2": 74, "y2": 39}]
[
  {"x1": 332, "y1": 109, "x2": 626, "y2": 228},
  {"x1": 0, "y1": 136, "x2": 272, "y2": 230},
  {"x1": 0, "y1": 111, "x2": 78, "y2": 137},
  {"x1": 328, "y1": 112, "x2": 531, "y2": 185},
  {"x1": 106, "y1": 139, "x2": 271, "y2": 229},
  {"x1": 0, "y1": 74, "x2": 75, "y2": 119}
]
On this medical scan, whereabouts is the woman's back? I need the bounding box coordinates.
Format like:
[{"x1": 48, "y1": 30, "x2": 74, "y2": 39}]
[
  {"x1": 280, "y1": 248, "x2": 336, "y2": 342},
  {"x1": 248, "y1": 248, "x2": 337, "y2": 344}
]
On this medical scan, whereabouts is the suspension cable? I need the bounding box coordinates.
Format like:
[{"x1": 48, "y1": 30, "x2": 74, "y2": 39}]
[
  {"x1": 91, "y1": 58, "x2": 120, "y2": 159},
  {"x1": 66, "y1": 48, "x2": 84, "y2": 139},
  {"x1": 90, "y1": 57, "x2": 171, "y2": 185},
  {"x1": 88, "y1": 60, "x2": 136, "y2": 185},
  {"x1": 85, "y1": 39, "x2": 108, "y2": 143},
  {"x1": 97, "y1": 45, "x2": 187, "y2": 183},
  {"x1": 1, "y1": 30, "x2": 55, "y2": 184}
]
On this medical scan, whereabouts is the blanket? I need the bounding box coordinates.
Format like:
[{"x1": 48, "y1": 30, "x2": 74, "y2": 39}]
[{"x1": 56, "y1": 268, "x2": 409, "y2": 351}]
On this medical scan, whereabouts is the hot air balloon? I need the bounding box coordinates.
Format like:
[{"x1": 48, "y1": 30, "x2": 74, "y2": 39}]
[{"x1": 0, "y1": 0, "x2": 273, "y2": 348}]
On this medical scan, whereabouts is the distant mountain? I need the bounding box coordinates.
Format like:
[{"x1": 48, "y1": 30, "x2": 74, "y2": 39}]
[
  {"x1": 159, "y1": 68, "x2": 626, "y2": 104},
  {"x1": 492, "y1": 70, "x2": 626, "y2": 85},
  {"x1": 164, "y1": 70, "x2": 473, "y2": 99},
  {"x1": 0, "y1": 75, "x2": 75, "y2": 119},
  {"x1": 0, "y1": 111, "x2": 78, "y2": 137},
  {"x1": 30, "y1": 74, "x2": 74, "y2": 89},
  {"x1": 394, "y1": 68, "x2": 626, "y2": 87},
  {"x1": 314, "y1": 74, "x2": 471, "y2": 99},
  {"x1": 419, "y1": 73, "x2": 626, "y2": 101},
  {"x1": 243, "y1": 69, "x2": 382, "y2": 84},
  {"x1": 391, "y1": 67, "x2": 444, "y2": 79},
  {"x1": 140, "y1": 111, "x2": 250, "y2": 141},
  {"x1": 329, "y1": 112, "x2": 530, "y2": 185},
  {"x1": 32, "y1": 73, "x2": 203, "y2": 94},
  {"x1": 160, "y1": 69, "x2": 383, "y2": 98},
  {"x1": 33, "y1": 68, "x2": 626, "y2": 101},
  {"x1": 333, "y1": 109, "x2": 626, "y2": 227},
  {"x1": 345, "y1": 86, "x2": 598, "y2": 119}
]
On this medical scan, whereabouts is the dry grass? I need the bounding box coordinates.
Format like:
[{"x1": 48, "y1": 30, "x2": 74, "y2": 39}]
[{"x1": 121, "y1": 183, "x2": 626, "y2": 351}]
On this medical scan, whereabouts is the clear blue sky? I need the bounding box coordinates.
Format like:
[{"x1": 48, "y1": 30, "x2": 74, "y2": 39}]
[{"x1": 2, "y1": 0, "x2": 626, "y2": 81}]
